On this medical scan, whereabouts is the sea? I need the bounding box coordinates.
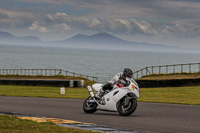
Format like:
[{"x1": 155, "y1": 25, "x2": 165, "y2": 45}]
[{"x1": 1, "y1": 44, "x2": 200, "y2": 83}]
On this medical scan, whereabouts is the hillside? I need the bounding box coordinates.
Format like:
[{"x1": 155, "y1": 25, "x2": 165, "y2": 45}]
[
  {"x1": 1, "y1": 31, "x2": 199, "y2": 52},
  {"x1": 0, "y1": 31, "x2": 42, "y2": 45},
  {"x1": 56, "y1": 33, "x2": 191, "y2": 52}
]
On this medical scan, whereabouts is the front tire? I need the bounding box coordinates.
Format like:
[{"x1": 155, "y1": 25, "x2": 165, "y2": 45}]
[
  {"x1": 117, "y1": 98, "x2": 137, "y2": 116},
  {"x1": 83, "y1": 97, "x2": 97, "y2": 113}
]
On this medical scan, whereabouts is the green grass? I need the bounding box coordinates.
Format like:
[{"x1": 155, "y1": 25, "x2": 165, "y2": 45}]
[
  {"x1": 0, "y1": 85, "x2": 200, "y2": 105},
  {"x1": 0, "y1": 115, "x2": 96, "y2": 133},
  {"x1": 0, "y1": 85, "x2": 90, "y2": 99},
  {"x1": 139, "y1": 86, "x2": 200, "y2": 105}
]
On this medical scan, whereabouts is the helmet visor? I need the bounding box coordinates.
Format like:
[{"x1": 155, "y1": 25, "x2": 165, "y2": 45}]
[{"x1": 128, "y1": 74, "x2": 133, "y2": 78}]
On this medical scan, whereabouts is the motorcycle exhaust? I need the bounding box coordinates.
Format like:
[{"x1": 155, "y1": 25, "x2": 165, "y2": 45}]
[
  {"x1": 87, "y1": 86, "x2": 94, "y2": 97},
  {"x1": 87, "y1": 86, "x2": 99, "y2": 105}
]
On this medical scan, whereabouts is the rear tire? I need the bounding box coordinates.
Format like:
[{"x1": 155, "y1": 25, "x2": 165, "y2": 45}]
[
  {"x1": 83, "y1": 97, "x2": 97, "y2": 113},
  {"x1": 117, "y1": 98, "x2": 137, "y2": 116}
]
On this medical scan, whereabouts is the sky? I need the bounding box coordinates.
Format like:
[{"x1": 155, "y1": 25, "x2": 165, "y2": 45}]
[{"x1": 0, "y1": 0, "x2": 200, "y2": 48}]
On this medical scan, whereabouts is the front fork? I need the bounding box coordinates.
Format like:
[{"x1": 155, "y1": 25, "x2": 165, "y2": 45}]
[{"x1": 123, "y1": 95, "x2": 134, "y2": 107}]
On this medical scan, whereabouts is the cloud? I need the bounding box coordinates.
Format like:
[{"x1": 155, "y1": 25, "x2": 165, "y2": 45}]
[
  {"x1": 130, "y1": 19, "x2": 158, "y2": 35},
  {"x1": 1, "y1": 8, "x2": 200, "y2": 38},
  {"x1": 26, "y1": 12, "x2": 200, "y2": 38},
  {"x1": 55, "y1": 23, "x2": 70, "y2": 32},
  {"x1": 107, "y1": 19, "x2": 132, "y2": 33},
  {"x1": 42, "y1": 13, "x2": 158, "y2": 35},
  {"x1": 1, "y1": 0, "x2": 200, "y2": 47},
  {"x1": 46, "y1": 14, "x2": 54, "y2": 21},
  {"x1": 56, "y1": 12, "x2": 68, "y2": 17},
  {"x1": 0, "y1": 9, "x2": 11, "y2": 19},
  {"x1": 43, "y1": 13, "x2": 102, "y2": 30},
  {"x1": 76, "y1": 18, "x2": 101, "y2": 28},
  {"x1": 162, "y1": 21, "x2": 200, "y2": 37},
  {"x1": 8, "y1": 0, "x2": 200, "y2": 19},
  {"x1": 28, "y1": 21, "x2": 48, "y2": 32}
]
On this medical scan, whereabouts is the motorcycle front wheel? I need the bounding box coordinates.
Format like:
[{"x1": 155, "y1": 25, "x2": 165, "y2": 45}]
[
  {"x1": 83, "y1": 96, "x2": 98, "y2": 113},
  {"x1": 117, "y1": 98, "x2": 137, "y2": 116}
]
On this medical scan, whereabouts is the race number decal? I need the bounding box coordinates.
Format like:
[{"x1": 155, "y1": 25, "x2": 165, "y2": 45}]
[{"x1": 132, "y1": 84, "x2": 139, "y2": 91}]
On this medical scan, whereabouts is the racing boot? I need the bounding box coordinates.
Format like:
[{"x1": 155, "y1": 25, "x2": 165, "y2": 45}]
[{"x1": 95, "y1": 88, "x2": 104, "y2": 99}]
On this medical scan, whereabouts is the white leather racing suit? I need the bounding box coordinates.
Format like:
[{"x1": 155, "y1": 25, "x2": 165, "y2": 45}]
[
  {"x1": 108, "y1": 72, "x2": 128, "y2": 87},
  {"x1": 96, "y1": 72, "x2": 128, "y2": 98}
]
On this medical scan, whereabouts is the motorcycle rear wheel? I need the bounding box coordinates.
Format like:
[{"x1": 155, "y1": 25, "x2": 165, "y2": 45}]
[
  {"x1": 118, "y1": 98, "x2": 137, "y2": 116},
  {"x1": 83, "y1": 96, "x2": 98, "y2": 113}
]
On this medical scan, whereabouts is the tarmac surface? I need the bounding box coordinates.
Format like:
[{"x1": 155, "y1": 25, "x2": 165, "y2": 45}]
[{"x1": 0, "y1": 96, "x2": 199, "y2": 133}]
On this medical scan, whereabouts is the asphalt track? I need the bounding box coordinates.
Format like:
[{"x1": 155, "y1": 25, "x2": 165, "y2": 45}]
[{"x1": 0, "y1": 96, "x2": 199, "y2": 133}]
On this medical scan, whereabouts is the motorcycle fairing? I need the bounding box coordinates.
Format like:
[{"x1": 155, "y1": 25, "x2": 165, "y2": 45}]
[
  {"x1": 92, "y1": 83, "x2": 103, "y2": 91},
  {"x1": 96, "y1": 87, "x2": 133, "y2": 111}
]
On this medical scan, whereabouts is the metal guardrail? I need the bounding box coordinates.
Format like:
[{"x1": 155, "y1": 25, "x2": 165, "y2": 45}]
[
  {"x1": 133, "y1": 63, "x2": 200, "y2": 79},
  {"x1": 0, "y1": 69, "x2": 97, "y2": 81}
]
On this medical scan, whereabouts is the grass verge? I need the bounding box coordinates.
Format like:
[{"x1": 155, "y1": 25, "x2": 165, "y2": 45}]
[
  {"x1": 0, "y1": 85, "x2": 89, "y2": 99},
  {"x1": 0, "y1": 115, "x2": 96, "y2": 133},
  {"x1": 139, "y1": 86, "x2": 200, "y2": 105},
  {"x1": 0, "y1": 85, "x2": 200, "y2": 105}
]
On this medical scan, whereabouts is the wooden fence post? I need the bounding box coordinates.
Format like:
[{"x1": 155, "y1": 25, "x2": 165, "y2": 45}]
[
  {"x1": 65, "y1": 71, "x2": 68, "y2": 76},
  {"x1": 199, "y1": 63, "x2": 200, "y2": 73},
  {"x1": 159, "y1": 66, "x2": 161, "y2": 74},
  {"x1": 147, "y1": 67, "x2": 151, "y2": 75},
  {"x1": 181, "y1": 64, "x2": 183, "y2": 73},
  {"x1": 146, "y1": 67, "x2": 148, "y2": 76},
  {"x1": 141, "y1": 69, "x2": 143, "y2": 77},
  {"x1": 189, "y1": 64, "x2": 191, "y2": 73},
  {"x1": 173, "y1": 65, "x2": 175, "y2": 73},
  {"x1": 166, "y1": 65, "x2": 168, "y2": 74}
]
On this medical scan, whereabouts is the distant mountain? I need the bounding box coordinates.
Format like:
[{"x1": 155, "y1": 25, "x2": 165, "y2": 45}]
[
  {"x1": 0, "y1": 31, "x2": 42, "y2": 45},
  {"x1": 65, "y1": 33, "x2": 130, "y2": 44},
  {"x1": 0, "y1": 31, "x2": 199, "y2": 53},
  {"x1": 55, "y1": 33, "x2": 190, "y2": 52},
  {"x1": 0, "y1": 31, "x2": 15, "y2": 38}
]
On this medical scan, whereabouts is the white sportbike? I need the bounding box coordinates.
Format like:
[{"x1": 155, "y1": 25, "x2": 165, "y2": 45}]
[{"x1": 83, "y1": 77, "x2": 139, "y2": 116}]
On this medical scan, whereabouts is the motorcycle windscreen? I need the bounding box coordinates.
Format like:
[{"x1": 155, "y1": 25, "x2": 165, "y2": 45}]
[{"x1": 92, "y1": 83, "x2": 103, "y2": 91}]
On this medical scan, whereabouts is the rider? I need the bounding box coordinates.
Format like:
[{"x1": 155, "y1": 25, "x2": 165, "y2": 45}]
[{"x1": 96, "y1": 68, "x2": 133, "y2": 98}]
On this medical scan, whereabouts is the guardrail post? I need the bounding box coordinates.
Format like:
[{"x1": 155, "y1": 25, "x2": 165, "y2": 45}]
[
  {"x1": 181, "y1": 64, "x2": 183, "y2": 73},
  {"x1": 173, "y1": 65, "x2": 175, "y2": 73},
  {"x1": 146, "y1": 67, "x2": 147, "y2": 76},
  {"x1": 159, "y1": 66, "x2": 161, "y2": 74},
  {"x1": 166, "y1": 65, "x2": 168, "y2": 74},
  {"x1": 189, "y1": 64, "x2": 191, "y2": 73},
  {"x1": 199, "y1": 63, "x2": 200, "y2": 73},
  {"x1": 65, "y1": 71, "x2": 68, "y2": 76}
]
